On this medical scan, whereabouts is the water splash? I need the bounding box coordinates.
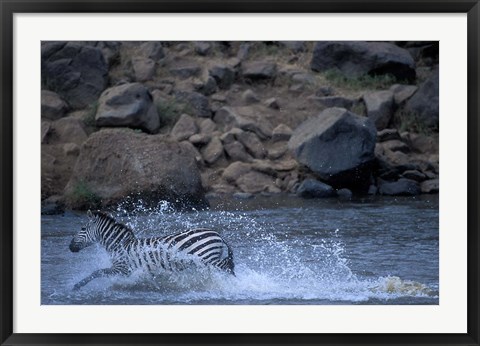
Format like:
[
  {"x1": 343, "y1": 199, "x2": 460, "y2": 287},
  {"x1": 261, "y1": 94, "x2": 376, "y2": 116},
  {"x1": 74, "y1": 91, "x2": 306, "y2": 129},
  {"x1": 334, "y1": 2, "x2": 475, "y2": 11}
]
[{"x1": 59, "y1": 199, "x2": 438, "y2": 304}]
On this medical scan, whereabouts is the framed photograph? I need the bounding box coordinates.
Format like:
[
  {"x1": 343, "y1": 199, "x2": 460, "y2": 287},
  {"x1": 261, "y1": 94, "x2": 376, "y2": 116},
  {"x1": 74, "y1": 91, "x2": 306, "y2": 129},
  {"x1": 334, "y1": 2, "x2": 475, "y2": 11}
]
[{"x1": 1, "y1": 1, "x2": 479, "y2": 345}]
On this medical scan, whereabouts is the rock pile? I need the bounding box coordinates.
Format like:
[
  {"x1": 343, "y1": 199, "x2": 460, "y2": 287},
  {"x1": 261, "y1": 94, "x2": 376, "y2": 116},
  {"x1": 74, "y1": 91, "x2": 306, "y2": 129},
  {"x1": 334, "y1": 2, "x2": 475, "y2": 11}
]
[{"x1": 41, "y1": 41, "x2": 439, "y2": 212}]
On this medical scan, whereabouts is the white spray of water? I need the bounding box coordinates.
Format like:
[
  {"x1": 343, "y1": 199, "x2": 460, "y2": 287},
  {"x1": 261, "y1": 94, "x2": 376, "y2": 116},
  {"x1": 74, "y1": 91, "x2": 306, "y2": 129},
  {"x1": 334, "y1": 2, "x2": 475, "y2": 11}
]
[{"x1": 66, "y1": 200, "x2": 438, "y2": 304}]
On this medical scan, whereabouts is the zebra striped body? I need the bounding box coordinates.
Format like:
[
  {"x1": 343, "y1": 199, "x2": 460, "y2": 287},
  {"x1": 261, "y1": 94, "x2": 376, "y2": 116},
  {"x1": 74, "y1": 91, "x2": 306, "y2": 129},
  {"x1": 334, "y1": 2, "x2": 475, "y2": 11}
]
[{"x1": 69, "y1": 211, "x2": 234, "y2": 290}]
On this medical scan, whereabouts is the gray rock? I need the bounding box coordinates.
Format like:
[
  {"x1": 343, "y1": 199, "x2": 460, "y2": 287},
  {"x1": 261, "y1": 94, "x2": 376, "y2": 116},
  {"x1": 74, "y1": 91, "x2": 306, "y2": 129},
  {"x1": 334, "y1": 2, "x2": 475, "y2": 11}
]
[
  {"x1": 233, "y1": 192, "x2": 254, "y2": 199},
  {"x1": 402, "y1": 133, "x2": 439, "y2": 154},
  {"x1": 95, "y1": 83, "x2": 160, "y2": 133},
  {"x1": 242, "y1": 61, "x2": 277, "y2": 80},
  {"x1": 52, "y1": 117, "x2": 88, "y2": 145},
  {"x1": 63, "y1": 142, "x2": 80, "y2": 156},
  {"x1": 41, "y1": 121, "x2": 52, "y2": 144},
  {"x1": 220, "y1": 127, "x2": 244, "y2": 145},
  {"x1": 189, "y1": 133, "x2": 211, "y2": 145},
  {"x1": 201, "y1": 137, "x2": 224, "y2": 164},
  {"x1": 378, "y1": 178, "x2": 421, "y2": 196},
  {"x1": 242, "y1": 89, "x2": 260, "y2": 104},
  {"x1": 280, "y1": 41, "x2": 307, "y2": 53},
  {"x1": 380, "y1": 140, "x2": 410, "y2": 153},
  {"x1": 316, "y1": 86, "x2": 335, "y2": 97},
  {"x1": 337, "y1": 188, "x2": 353, "y2": 199},
  {"x1": 288, "y1": 107, "x2": 376, "y2": 188},
  {"x1": 404, "y1": 65, "x2": 439, "y2": 128},
  {"x1": 222, "y1": 161, "x2": 252, "y2": 183},
  {"x1": 138, "y1": 42, "x2": 165, "y2": 61},
  {"x1": 268, "y1": 143, "x2": 288, "y2": 160},
  {"x1": 224, "y1": 141, "x2": 253, "y2": 162},
  {"x1": 209, "y1": 65, "x2": 235, "y2": 90},
  {"x1": 171, "y1": 113, "x2": 198, "y2": 141},
  {"x1": 363, "y1": 90, "x2": 394, "y2": 130},
  {"x1": 41, "y1": 42, "x2": 108, "y2": 109},
  {"x1": 420, "y1": 179, "x2": 439, "y2": 193},
  {"x1": 179, "y1": 140, "x2": 204, "y2": 166},
  {"x1": 389, "y1": 84, "x2": 418, "y2": 105},
  {"x1": 132, "y1": 57, "x2": 156, "y2": 82},
  {"x1": 174, "y1": 91, "x2": 211, "y2": 118},
  {"x1": 402, "y1": 170, "x2": 426, "y2": 182},
  {"x1": 236, "y1": 171, "x2": 277, "y2": 194},
  {"x1": 311, "y1": 96, "x2": 358, "y2": 110},
  {"x1": 310, "y1": 41, "x2": 416, "y2": 82},
  {"x1": 41, "y1": 90, "x2": 69, "y2": 120},
  {"x1": 291, "y1": 73, "x2": 316, "y2": 85},
  {"x1": 237, "y1": 131, "x2": 266, "y2": 159},
  {"x1": 272, "y1": 124, "x2": 293, "y2": 142},
  {"x1": 199, "y1": 118, "x2": 217, "y2": 134},
  {"x1": 237, "y1": 43, "x2": 251, "y2": 61},
  {"x1": 377, "y1": 128, "x2": 401, "y2": 142},
  {"x1": 194, "y1": 76, "x2": 217, "y2": 96},
  {"x1": 194, "y1": 42, "x2": 212, "y2": 56},
  {"x1": 297, "y1": 179, "x2": 336, "y2": 198},
  {"x1": 170, "y1": 64, "x2": 201, "y2": 79},
  {"x1": 367, "y1": 185, "x2": 378, "y2": 195},
  {"x1": 264, "y1": 97, "x2": 280, "y2": 110},
  {"x1": 64, "y1": 129, "x2": 208, "y2": 210},
  {"x1": 213, "y1": 106, "x2": 273, "y2": 139}
]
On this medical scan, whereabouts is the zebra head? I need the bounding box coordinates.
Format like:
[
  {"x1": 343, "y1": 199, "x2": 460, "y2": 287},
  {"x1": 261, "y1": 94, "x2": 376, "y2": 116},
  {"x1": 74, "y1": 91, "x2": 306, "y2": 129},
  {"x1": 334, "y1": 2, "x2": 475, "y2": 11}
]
[{"x1": 69, "y1": 210, "x2": 100, "y2": 252}]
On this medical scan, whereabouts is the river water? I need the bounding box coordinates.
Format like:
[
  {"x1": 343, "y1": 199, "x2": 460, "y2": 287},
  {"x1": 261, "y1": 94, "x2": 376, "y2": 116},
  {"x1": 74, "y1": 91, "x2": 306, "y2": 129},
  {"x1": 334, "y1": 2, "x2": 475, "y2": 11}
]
[{"x1": 41, "y1": 195, "x2": 439, "y2": 305}]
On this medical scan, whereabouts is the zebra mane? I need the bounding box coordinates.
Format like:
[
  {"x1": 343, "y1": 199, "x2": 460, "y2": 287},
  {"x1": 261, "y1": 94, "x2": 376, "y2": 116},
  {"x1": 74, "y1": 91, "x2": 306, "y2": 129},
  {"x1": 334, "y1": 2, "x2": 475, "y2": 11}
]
[{"x1": 92, "y1": 211, "x2": 137, "y2": 239}]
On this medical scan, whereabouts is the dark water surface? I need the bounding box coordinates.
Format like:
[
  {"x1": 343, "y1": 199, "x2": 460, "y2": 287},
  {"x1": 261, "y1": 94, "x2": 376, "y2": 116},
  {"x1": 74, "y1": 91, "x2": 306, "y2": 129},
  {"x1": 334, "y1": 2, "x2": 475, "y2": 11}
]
[{"x1": 41, "y1": 195, "x2": 439, "y2": 305}]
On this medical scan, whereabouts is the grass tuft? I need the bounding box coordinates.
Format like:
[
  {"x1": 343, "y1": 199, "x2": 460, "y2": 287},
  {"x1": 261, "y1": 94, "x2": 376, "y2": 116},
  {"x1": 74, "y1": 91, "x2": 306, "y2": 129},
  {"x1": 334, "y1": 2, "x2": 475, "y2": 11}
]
[
  {"x1": 68, "y1": 181, "x2": 101, "y2": 209},
  {"x1": 323, "y1": 69, "x2": 399, "y2": 91}
]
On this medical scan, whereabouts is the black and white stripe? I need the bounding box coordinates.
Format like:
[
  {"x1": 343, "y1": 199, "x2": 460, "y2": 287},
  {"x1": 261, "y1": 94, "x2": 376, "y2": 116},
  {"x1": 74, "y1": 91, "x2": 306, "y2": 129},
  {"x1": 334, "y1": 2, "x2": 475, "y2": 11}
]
[{"x1": 69, "y1": 211, "x2": 235, "y2": 290}]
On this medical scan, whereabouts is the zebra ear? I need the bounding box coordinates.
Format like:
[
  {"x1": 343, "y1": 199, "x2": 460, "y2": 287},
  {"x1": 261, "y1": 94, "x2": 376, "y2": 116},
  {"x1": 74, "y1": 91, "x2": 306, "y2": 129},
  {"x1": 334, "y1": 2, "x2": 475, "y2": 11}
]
[{"x1": 87, "y1": 210, "x2": 93, "y2": 218}]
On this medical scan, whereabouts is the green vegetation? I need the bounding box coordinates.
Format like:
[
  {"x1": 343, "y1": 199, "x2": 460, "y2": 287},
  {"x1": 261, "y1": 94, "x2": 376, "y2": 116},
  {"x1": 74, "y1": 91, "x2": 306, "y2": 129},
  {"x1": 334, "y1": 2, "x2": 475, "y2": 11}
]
[
  {"x1": 323, "y1": 69, "x2": 399, "y2": 91},
  {"x1": 396, "y1": 110, "x2": 438, "y2": 135},
  {"x1": 156, "y1": 98, "x2": 193, "y2": 128},
  {"x1": 350, "y1": 102, "x2": 366, "y2": 116},
  {"x1": 83, "y1": 101, "x2": 99, "y2": 128},
  {"x1": 68, "y1": 181, "x2": 101, "y2": 209}
]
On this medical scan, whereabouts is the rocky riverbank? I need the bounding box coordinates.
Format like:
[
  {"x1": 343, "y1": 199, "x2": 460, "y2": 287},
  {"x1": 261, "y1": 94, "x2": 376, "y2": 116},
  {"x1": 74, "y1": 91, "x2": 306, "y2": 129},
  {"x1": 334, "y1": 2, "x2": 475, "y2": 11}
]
[{"x1": 41, "y1": 41, "x2": 439, "y2": 213}]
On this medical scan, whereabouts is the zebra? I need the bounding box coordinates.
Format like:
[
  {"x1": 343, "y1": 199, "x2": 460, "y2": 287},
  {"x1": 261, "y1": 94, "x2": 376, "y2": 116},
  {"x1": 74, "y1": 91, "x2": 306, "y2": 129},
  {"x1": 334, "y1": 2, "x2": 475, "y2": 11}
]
[{"x1": 69, "y1": 210, "x2": 235, "y2": 290}]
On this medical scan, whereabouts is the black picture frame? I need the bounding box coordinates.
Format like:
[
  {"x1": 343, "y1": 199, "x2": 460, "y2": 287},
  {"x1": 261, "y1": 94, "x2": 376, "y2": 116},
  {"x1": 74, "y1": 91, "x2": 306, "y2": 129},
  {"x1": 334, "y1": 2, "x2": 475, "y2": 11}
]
[{"x1": 1, "y1": 1, "x2": 479, "y2": 345}]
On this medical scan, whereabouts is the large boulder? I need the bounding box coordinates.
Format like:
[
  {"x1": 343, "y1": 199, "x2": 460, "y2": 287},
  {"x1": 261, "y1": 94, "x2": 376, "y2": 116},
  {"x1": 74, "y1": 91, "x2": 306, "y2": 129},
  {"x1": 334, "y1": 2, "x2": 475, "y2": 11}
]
[
  {"x1": 403, "y1": 65, "x2": 439, "y2": 128},
  {"x1": 288, "y1": 107, "x2": 377, "y2": 189},
  {"x1": 41, "y1": 42, "x2": 108, "y2": 109},
  {"x1": 64, "y1": 129, "x2": 208, "y2": 210},
  {"x1": 310, "y1": 41, "x2": 416, "y2": 82},
  {"x1": 95, "y1": 83, "x2": 160, "y2": 133}
]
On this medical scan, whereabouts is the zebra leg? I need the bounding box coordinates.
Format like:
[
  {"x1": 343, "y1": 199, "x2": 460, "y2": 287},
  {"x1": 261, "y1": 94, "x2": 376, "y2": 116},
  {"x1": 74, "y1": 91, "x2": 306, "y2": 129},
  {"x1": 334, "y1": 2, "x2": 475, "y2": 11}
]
[{"x1": 73, "y1": 267, "x2": 125, "y2": 290}]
